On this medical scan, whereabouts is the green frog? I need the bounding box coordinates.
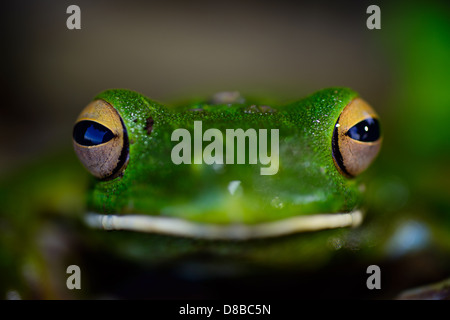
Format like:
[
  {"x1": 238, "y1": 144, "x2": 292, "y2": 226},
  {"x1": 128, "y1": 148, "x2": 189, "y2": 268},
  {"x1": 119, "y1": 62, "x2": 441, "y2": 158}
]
[
  {"x1": 69, "y1": 87, "x2": 384, "y2": 270},
  {"x1": 1, "y1": 87, "x2": 385, "y2": 298},
  {"x1": 73, "y1": 87, "x2": 381, "y2": 240}
]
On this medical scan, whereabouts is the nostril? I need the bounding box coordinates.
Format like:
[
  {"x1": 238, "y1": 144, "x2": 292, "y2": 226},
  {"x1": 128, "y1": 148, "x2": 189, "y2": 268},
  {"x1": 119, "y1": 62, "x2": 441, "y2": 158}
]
[{"x1": 145, "y1": 117, "x2": 154, "y2": 135}]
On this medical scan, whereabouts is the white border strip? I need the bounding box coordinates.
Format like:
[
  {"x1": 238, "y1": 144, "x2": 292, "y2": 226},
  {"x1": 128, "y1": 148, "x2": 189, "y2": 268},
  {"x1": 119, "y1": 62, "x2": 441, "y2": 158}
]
[{"x1": 85, "y1": 210, "x2": 363, "y2": 240}]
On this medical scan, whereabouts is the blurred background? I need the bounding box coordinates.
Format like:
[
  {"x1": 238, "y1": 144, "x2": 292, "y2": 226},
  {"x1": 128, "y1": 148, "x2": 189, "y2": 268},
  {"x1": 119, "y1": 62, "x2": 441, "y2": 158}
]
[{"x1": 1, "y1": 0, "x2": 450, "y2": 299}]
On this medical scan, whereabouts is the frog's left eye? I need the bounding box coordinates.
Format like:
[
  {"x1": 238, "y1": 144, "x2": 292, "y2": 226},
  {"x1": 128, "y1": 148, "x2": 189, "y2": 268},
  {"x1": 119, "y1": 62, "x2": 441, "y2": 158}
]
[
  {"x1": 72, "y1": 99, "x2": 129, "y2": 180},
  {"x1": 332, "y1": 98, "x2": 382, "y2": 177}
]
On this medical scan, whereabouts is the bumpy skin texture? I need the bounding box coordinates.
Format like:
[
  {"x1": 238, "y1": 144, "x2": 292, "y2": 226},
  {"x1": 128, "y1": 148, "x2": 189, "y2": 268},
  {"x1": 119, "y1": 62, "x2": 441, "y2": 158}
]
[{"x1": 88, "y1": 87, "x2": 362, "y2": 225}]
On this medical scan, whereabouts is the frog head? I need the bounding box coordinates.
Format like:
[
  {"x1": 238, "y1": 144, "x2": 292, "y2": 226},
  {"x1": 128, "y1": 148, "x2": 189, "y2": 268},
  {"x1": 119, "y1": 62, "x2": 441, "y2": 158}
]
[{"x1": 73, "y1": 88, "x2": 381, "y2": 240}]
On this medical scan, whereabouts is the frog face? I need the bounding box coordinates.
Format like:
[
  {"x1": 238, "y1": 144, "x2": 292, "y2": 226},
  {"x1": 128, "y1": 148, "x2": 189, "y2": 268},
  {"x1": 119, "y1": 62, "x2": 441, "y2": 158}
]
[{"x1": 73, "y1": 88, "x2": 381, "y2": 240}]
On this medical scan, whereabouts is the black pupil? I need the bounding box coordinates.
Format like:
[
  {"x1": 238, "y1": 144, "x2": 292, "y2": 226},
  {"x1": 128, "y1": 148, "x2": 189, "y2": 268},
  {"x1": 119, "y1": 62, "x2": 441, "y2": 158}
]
[
  {"x1": 73, "y1": 120, "x2": 114, "y2": 146},
  {"x1": 346, "y1": 118, "x2": 380, "y2": 142}
]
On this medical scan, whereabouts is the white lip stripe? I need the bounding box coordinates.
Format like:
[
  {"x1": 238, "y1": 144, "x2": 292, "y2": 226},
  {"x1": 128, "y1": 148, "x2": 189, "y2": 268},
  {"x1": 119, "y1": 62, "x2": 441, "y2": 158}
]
[{"x1": 84, "y1": 210, "x2": 363, "y2": 240}]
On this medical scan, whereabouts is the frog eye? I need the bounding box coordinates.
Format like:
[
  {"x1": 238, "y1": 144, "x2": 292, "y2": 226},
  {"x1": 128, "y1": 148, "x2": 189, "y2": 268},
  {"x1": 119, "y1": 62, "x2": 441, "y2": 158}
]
[
  {"x1": 73, "y1": 100, "x2": 129, "y2": 180},
  {"x1": 332, "y1": 98, "x2": 382, "y2": 177}
]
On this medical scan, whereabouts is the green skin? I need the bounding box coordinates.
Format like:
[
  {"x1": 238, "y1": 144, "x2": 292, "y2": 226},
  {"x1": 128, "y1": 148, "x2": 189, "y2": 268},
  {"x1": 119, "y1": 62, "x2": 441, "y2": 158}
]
[
  {"x1": 78, "y1": 87, "x2": 368, "y2": 273},
  {"x1": 90, "y1": 87, "x2": 361, "y2": 223}
]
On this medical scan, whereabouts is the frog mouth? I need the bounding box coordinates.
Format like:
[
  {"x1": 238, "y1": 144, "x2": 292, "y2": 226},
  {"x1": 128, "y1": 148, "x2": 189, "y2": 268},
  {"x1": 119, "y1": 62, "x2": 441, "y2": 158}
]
[{"x1": 84, "y1": 210, "x2": 363, "y2": 240}]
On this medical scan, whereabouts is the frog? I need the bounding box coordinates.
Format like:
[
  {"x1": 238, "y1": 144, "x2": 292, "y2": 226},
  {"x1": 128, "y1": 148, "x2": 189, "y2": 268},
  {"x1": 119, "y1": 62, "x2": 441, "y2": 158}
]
[
  {"x1": 67, "y1": 87, "x2": 382, "y2": 267},
  {"x1": 0, "y1": 84, "x2": 446, "y2": 299},
  {"x1": 4, "y1": 87, "x2": 384, "y2": 299}
]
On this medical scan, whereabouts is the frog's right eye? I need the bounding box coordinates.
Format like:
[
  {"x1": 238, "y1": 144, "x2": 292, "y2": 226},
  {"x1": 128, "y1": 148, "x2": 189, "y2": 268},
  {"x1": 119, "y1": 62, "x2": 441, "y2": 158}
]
[
  {"x1": 332, "y1": 98, "x2": 382, "y2": 178},
  {"x1": 72, "y1": 100, "x2": 129, "y2": 180}
]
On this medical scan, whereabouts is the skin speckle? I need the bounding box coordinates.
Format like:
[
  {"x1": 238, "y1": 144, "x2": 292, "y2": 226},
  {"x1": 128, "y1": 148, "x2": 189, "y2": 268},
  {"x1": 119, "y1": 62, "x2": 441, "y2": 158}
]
[
  {"x1": 244, "y1": 105, "x2": 277, "y2": 114},
  {"x1": 86, "y1": 87, "x2": 364, "y2": 224},
  {"x1": 189, "y1": 108, "x2": 204, "y2": 112},
  {"x1": 145, "y1": 117, "x2": 154, "y2": 135}
]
